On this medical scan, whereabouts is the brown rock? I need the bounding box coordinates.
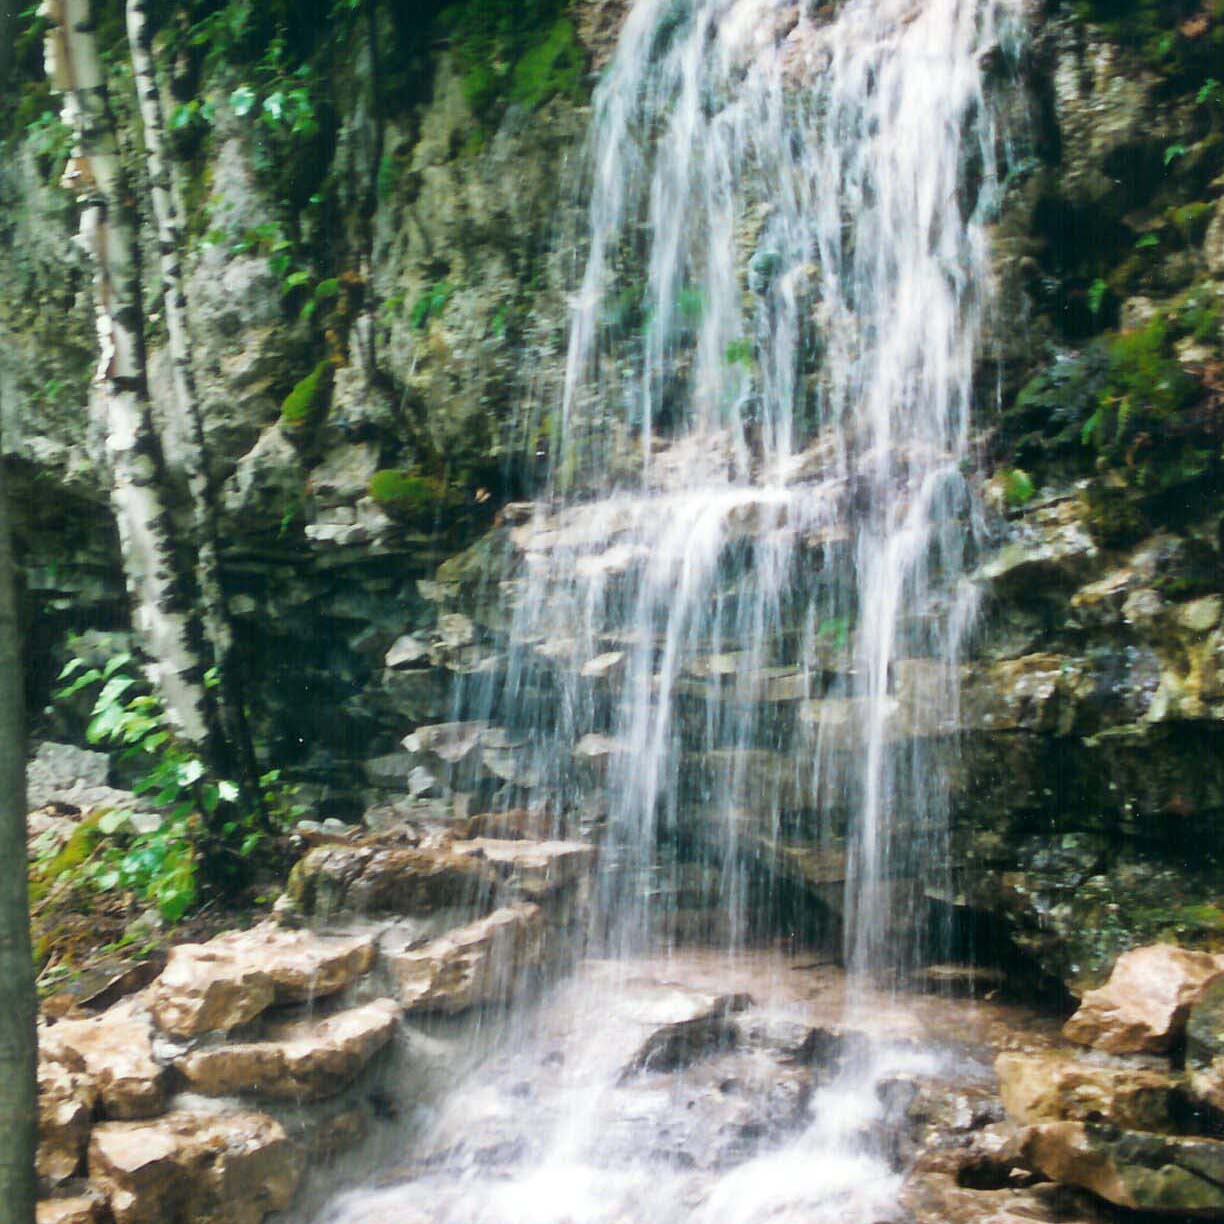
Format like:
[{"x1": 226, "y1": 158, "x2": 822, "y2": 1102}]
[
  {"x1": 450, "y1": 839, "x2": 595, "y2": 898},
  {"x1": 1063, "y1": 945, "x2": 1224, "y2": 1054},
  {"x1": 89, "y1": 1110, "x2": 300, "y2": 1224},
  {"x1": 37, "y1": 1196, "x2": 105, "y2": 1224},
  {"x1": 287, "y1": 842, "x2": 500, "y2": 918},
  {"x1": 995, "y1": 1051, "x2": 1176, "y2": 1131},
  {"x1": 41, "y1": 1004, "x2": 163, "y2": 1119},
  {"x1": 176, "y1": 999, "x2": 399, "y2": 1101},
  {"x1": 1019, "y1": 1122, "x2": 1224, "y2": 1216},
  {"x1": 387, "y1": 903, "x2": 545, "y2": 1014},
  {"x1": 37, "y1": 1059, "x2": 96, "y2": 1186},
  {"x1": 150, "y1": 925, "x2": 375, "y2": 1037}
]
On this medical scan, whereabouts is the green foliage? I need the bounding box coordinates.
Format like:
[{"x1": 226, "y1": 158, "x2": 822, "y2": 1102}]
[
  {"x1": 1003, "y1": 468, "x2": 1036, "y2": 507},
  {"x1": 439, "y1": 0, "x2": 587, "y2": 123},
  {"x1": 1101, "y1": 316, "x2": 1199, "y2": 421},
  {"x1": 410, "y1": 281, "x2": 454, "y2": 330},
  {"x1": 1087, "y1": 279, "x2": 1109, "y2": 318},
  {"x1": 279, "y1": 359, "x2": 332, "y2": 429},
  {"x1": 724, "y1": 338, "x2": 755, "y2": 369},
  {"x1": 46, "y1": 647, "x2": 305, "y2": 924},
  {"x1": 50, "y1": 653, "x2": 214, "y2": 922},
  {"x1": 509, "y1": 18, "x2": 584, "y2": 110},
  {"x1": 676, "y1": 286, "x2": 705, "y2": 326}
]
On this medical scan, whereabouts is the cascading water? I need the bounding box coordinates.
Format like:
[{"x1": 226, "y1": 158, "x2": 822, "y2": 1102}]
[{"x1": 316, "y1": 0, "x2": 1021, "y2": 1219}]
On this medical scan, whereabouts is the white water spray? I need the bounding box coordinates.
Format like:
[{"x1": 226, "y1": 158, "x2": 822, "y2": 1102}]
[{"x1": 318, "y1": 0, "x2": 1021, "y2": 1218}]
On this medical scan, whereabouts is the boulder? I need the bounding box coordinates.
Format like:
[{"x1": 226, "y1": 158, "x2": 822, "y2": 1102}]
[
  {"x1": 386, "y1": 903, "x2": 545, "y2": 1014},
  {"x1": 150, "y1": 926, "x2": 376, "y2": 1037},
  {"x1": 41, "y1": 1005, "x2": 163, "y2": 1119},
  {"x1": 37, "y1": 1059, "x2": 96, "y2": 1185},
  {"x1": 175, "y1": 999, "x2": 399, "y2": 1101},
  {"x1": 1063, "y1": 945, "x2": 1224, "y2": 1054},
  {"x1": 1019, "y1": 1122, "x2": 1224, "y2": 1217},
  {"x1": 286, "y1": 842, "x2": 500, "y2": 918},
  {"x1": 995, "y1": 1051, "x2": 1175, "y2": 1131},
  {"x1": 88, "y1": 1110, "x2": 299, "y2": 1224}
]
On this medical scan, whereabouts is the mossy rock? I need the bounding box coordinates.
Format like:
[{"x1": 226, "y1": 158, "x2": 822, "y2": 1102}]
[
  {"x1": 368, "y1": 469, "x2": 453, "y2": 522},
  {"x1": 279, "y1": 359, "x2": 333, "y2": 431}
]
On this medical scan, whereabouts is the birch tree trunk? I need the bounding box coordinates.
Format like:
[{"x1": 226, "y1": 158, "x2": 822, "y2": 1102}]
[
  {"x1": 126, "y1": 0, "x2": 259, "y2": 791},
  {"x1": 0, "y1": 468, "x2": 37, "y2": 1224},
  {"x1": 44, "y1": 0, "x2": 212, "y2": 752}
]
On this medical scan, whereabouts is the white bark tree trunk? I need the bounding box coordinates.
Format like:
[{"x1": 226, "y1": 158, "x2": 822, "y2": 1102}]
[
  {"x1": 44, "y1": 0, "x2": 211, "y2": 750},
  {"x1": 126, "y1": 0, "x2": 258, "y2": 787}
]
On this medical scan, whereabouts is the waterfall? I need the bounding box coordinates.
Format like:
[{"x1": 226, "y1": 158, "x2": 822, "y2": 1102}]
[
  {"x1": 318, "y1": 0, "x2": 1021, "y2": 1219},
  {"x1": 471, "y1": 0, "x2": 1018, "y2": 973}
]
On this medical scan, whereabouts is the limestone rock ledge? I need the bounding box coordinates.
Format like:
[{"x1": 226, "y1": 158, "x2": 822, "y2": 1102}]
[{"x1": 88, "y1": 1110, "x2": 300, "y2": 1224}]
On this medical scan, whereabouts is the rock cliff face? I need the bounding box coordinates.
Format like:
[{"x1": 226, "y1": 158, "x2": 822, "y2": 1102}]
[{"x1": 3, "y1": 0, "x2": 1224, "y2": 993}]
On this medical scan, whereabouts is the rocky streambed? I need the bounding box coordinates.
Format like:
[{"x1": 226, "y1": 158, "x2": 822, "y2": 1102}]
[{"x1": 39, "y1": 895, "x2": 1224, "y2": 1224}]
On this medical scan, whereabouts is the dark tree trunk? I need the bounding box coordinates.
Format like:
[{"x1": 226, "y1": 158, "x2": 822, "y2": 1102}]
[{"x1": 0, "y1": 466, "x2": 37, "y2": 1224}]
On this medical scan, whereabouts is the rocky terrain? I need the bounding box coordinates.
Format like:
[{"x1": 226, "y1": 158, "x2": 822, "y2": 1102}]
[{"x1": 5, "y1": 0, "x2": 1224, "y2": 1219}]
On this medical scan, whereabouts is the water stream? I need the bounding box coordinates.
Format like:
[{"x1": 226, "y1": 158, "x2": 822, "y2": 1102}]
[{"x1": 314, "y1": 0, "x2": 1021, "y2": 1217}]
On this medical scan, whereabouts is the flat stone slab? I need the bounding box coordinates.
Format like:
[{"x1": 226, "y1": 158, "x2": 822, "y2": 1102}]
[
  {"x1": 89, "y1": 1110, "x2": 299, "y2": 1224},
  {"x1": 450, "y1": 838, "x2": 595, "y2": 897},
  {"x1": 150, "y1": 925, "x2": 376, "y2": 1037},
  {"x1": 41, "y1": 1002, "x2": 163, "y2": 1120},
  {"x1": 287, "y1": 842, "x2": 500, "y2": 918},
  {"x1": 386, "y1": 903, "x2": 545, "y2": 1014},
  {"x1": 176, "y1": 999, "x2": 399, "y2": 1101}
]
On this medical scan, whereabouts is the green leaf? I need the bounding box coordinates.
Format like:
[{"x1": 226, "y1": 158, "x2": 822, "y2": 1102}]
[
  {"x1": 218, "y1": 780, "x2": 240, "y2": 803},
  {"x1": 230, "y1": 84, "x2": 257, "y2": 117},
  {"x1": 98, "y1": 810, "x2": 127, "y2": 835},
  {"x1": 1134, "y1": 234, "x2": 1160, "y2": 250},
  {"x1": 103, "y1": 652, "x2": 133, "y2": 678},
  {"x1": 176, "y1": 759, "x2": 206, "y2": 787},
  {"x1": 58, "y1": 657, "x2": 87, "y2": 680},
  {"x1": 314, "y1": 277, "x2": 341, "y2": 301},
  {"x1": 1163, "y1": 143, "x2": 1188, "y2": 168}
]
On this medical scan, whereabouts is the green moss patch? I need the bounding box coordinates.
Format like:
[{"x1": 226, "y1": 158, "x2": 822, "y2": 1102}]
[{"x1": 279, "y1": 359, "x2": 332, "y2": 430}]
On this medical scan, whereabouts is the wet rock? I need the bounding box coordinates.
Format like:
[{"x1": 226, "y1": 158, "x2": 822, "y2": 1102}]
[
  {"x1": 88, "y1": 1110, "x2": 300, "y2": 1224},
  {"x1": 384, "y1": 634, "x2": 430, "y2": 670},
  {"x1": 307, "y1": 442, "x2": 378, "y2": 508},
  {"x1": 1019, "y1": 1122, "x2": 1224, "y2": 1216},
  {"x1": 621, "y1": 992, "x2": 750, "y2": 1076},
  {"x1": 1063, "y1": 945, "x2": 1224, "y2": 1054},
  {"x1": 287, "y1": 842, "x2": 499, "y2": 918},
  {"x1": 902, "y1": 1170, "x2": 1100, "y2": 1224},
  {"x1": 41, "y1": 1004, "x2": 164, "y2": 1120},
  {"x1": 37, "y1": 1058, "x2": 96, "y2": 1185},
  {"x1": 150, "y1": 926, "x2": 376, "y2": 1037},
  {"x1": 977, "y1": 497, "x2": 1098, "y2": 593},
  {"x1": 386, "y1": 903, "x2": 545, "y2": 1014},
  {"x1": 995, "y1": 1051, "x2": 1176, "y2": 1131},
  {"x1": 176, "y1": 999, "x2": 399, "y2": 1102},
  {"x1": 450, "y1": 838, "x2": 595, "y2": 899}
]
